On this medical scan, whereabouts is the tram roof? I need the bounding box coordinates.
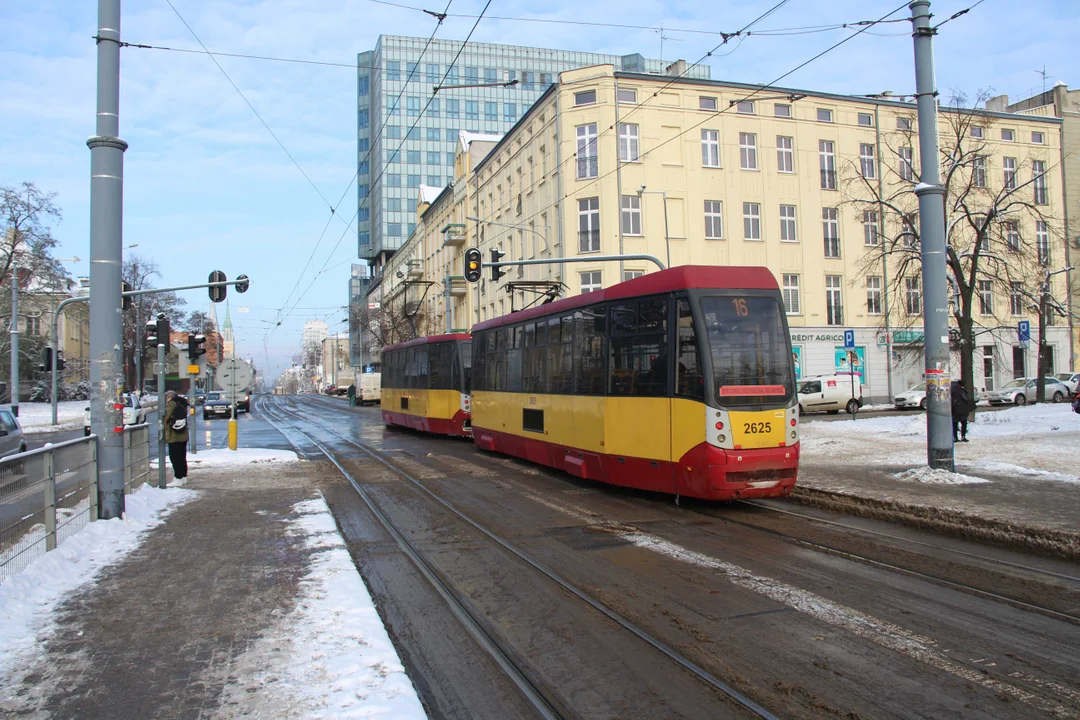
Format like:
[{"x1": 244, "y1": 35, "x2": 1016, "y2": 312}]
[
  {"x1": 473, "y1": 265, "x2": 779, "y2": 333},
  {"x1": 382, "y1": 332, "x2": 472, "y2": 354}
]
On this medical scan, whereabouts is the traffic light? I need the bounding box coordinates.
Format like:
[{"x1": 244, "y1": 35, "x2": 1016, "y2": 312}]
[
  {"x1": 464, "y1": 248, "x2": 482, "y2": 283},
  {"x1": 122, "y1": 281, "x2": 133, "y2": 311},
  {"x1": 209, "y1": 270, "x2": 227, "y2": 303},
  {"x1": 489, "y1": 248, "x2": 506, "y2": 282},
  {"x1": 235, "y1": 274, "x2": 250, "y2": 293},
  {"x1": 145, "y1": 314, "x2": 170, "y2": 346},
  {"x1": 187, "y1": 333, "x2": 207, "y2": 362},
  {"x1": 40, "y1": 346, "x2": 52, "y2": 372},
  {"x1": 56, "y1": 351, "x2": 65, "y2": 372}
]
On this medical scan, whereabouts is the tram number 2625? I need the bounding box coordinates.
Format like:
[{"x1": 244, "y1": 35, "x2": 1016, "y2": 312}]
[{"x1": 743, "y1": 421, "x2": 772, "y2": 434}]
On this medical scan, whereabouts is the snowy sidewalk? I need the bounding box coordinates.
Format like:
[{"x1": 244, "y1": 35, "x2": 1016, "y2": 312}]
[
  {"x1": 797, "y1": 403, "x2": 1080, "y2": 539},
  {"x1": 0, "y1": 451, "x2": 425, "y2": 719}
]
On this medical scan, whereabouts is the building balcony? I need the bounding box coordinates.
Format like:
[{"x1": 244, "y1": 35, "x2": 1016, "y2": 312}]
[
  {"x1": 406, "y1": 259, "x2": 423, "y2": 279},
  {"x1": 442, "y1": 223, "x2": 466, "y2": 247}
]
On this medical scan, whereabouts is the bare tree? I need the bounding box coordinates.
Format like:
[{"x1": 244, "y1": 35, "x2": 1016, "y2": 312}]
[
  {"x1": 122, "y1": 255, "x2": 187, "y2": 389},
  {"x1": 844, "y1": 93, "x2": 1066, "y2": 400},
  {"x1": 359, "y1": 291, "x2": 431, "y2": 356}
]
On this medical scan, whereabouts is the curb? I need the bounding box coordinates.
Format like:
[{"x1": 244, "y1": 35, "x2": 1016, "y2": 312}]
[{"x1": 789, "y1": 487, "x2": 1080, "y2": 561}]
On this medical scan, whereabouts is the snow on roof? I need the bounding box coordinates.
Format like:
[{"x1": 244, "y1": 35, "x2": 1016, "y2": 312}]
[
  {"x1": 418, "y1": 185, "x2": 444, "y2": 204},
  {"x1": 458, "y1": 130, "x2": 503, "y2": 153}
]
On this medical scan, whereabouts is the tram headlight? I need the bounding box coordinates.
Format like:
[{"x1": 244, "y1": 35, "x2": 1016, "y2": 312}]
[
  {"x1": 717, "y1": 434, "x2": 726, "y2": 443},
  {"x1": 791, "y1": 430, "x2": 797, "y2": 440}
]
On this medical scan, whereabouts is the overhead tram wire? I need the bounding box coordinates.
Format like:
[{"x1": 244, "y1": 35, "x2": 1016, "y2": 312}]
[
  {"x1": 501, "y1": 0, "x2": 915, "y2": 248},
  {"x1": 270, "y1": 2, "x2": 452, "y2": 327}
]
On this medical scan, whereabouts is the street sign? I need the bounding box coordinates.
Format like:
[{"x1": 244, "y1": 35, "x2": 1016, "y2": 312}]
[
  {"x1": 843, "y1": 329, "x2": 855, "y2": 349},
  {"x1": 217, "y1": 358, "x2": 254, "y2": 393},
  {"x1": 1018, "y1": 320, "x2": 1030, "y2": 343},
  {"x1": 187, "y1": 364, "x2": 200, "y2": 375}
]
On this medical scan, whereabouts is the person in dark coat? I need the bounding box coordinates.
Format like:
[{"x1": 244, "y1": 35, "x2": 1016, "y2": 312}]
[
  {"x1": 347, "y1": 383, "x2": 356, "y2": 407},
  {"x1": 950, "y1": 380, "x2": 972, "y2": 442},
  {"x1": 164, "y1": 391, "x2": 190, "y2": 480}
]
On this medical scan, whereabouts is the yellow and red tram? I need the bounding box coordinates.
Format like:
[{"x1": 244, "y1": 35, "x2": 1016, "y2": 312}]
[
  {"x1": 380, "y1": 333, "x2": 473, "y2": 437},
  {"x1": 469, "y1": 266, "x2": 799, "y2": 500}
]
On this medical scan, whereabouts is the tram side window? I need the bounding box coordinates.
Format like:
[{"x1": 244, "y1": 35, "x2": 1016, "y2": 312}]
[
  {"x1": 494, "y1": 329, "x2": 509, "y2": 391},
  {"x1": 405, "y1": 348, "x2": 416, "y2": 389},
  {"x1": 676, "y1": 298, "x2": 705, "y2": 400},
  {"x1": 485, "y1": 331, "x2": 498, "y2": 391},
  {"x1": 608, "y1": 297, "x2": 668, "y2": 397},
  {"x1": 573, "y1": 307, "x2": 606, "y2": 394},
  {"x1": 429, "y1": 343, "x2": 451, "y2": 390},
  {"x1": 416, "y1": 349, "x2": 429, "y2": 388},
  {"x1": 506, "y1": 327, "x2": 522, "y2": 392},
  {"x1": 523, "y1": 322, "x2": 545, "y2": 393},
  {"x1": 545, "y1": 316, "x2": 574, "y2": 393},
  {"x1": 472, "y1": 334, "x2": 487, "y2": 391}
]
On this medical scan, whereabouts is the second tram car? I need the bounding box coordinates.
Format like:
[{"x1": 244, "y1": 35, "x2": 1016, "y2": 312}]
[
  {"x1": 380, "y1": 333, "x2": 473, "y2": 436},
  {"x1": 470, "y1": 267, "x2": 799, "y2": 500}
]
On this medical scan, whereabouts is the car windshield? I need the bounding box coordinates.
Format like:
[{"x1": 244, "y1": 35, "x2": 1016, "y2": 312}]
[
  {"x1": 1055, "y1": 374, "x2": 1072, "y2": 381},
  {"x1": 907, "y1": 383, "x2": 926, "y2": 392},
  {"x1": 206, "y1": 392, "x2": 221, "y2": 401},
  {"x1": 1003, "y1": 380, "x2": 1026, "y2": 389},
  {"x1": 700, "y1": 295, "x2": 794, "y2": 407}
]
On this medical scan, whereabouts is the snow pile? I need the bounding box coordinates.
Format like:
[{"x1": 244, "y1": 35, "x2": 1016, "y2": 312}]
[
  {"x1": 960, "y1": 460, "x2": 1080, "y2": 485},
  {"x1": 962, "y1": 403, "x2": 1080, "y2": 437},
  {"x1": 152, "y1": 448, "x2": 299, "y2": 469},
  {"x1": 223, "y1": 496, "x2": 426, "y2": 718},
  {"x1": 893, "y1": 467, "x2": 991, "y2": 485},
  {"x1": 0, "y1": 485, "x2": 196, "y2": 679}
]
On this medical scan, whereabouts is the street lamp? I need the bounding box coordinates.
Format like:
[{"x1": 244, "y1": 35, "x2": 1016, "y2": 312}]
[{"x1": 637, "y1": 186, "x2": 671, "y2": 269}]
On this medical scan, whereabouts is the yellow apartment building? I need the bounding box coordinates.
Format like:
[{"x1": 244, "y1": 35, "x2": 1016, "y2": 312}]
[{"x1": 375, "y1": 64, "x2": 1069, "y2": 403}]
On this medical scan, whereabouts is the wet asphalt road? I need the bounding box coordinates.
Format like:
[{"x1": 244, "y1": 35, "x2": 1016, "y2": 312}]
[{"x1": 258, "y1": 393, "x2": 1080, "y2": 720}]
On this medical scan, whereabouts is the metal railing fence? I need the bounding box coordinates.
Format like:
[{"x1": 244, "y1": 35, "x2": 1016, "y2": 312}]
[
  {"x1": 1, "y1": 437, "x2": 98, "y2": 584},
  {"x1": 123, "y1": 424, "x2": 152, "y2": 494}
]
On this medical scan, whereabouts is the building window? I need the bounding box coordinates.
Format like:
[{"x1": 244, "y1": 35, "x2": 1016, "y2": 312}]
[
  {"x1": 427, "y1": 151, "x2": 441, "y2": 165},
  {"x1": 618, "y1": 123, "x2": 640, "y2": 162},
  {"x1": 970, "y1": 126, "x2": 983, "y2": 139},
  {"x1": 385, "y1": 61, "x2": 400, "y2": 81},
  {"x1": 484, "y1": 68, "x2": 497, "y2": 83},
  {"x1": 978, "y1": 279, "x2": 993, "y2": 315},
  {"x1": 427, "y1": 174, "x2": 441, "y2": 186},
  {"x1": 407, "y1": 149, "x2": 420, "y2": 164},
  {"x1": 1003, "y1": 221, "x2": 1020, "y2": 251},
  {"x1": 860, "y1": 143, "x2": 876, "y2": 179},
  {"x1": 406, "y1": 96, "x2": 421, "y2": 116},
  {"x1": 1001, "y1": 128, "x2": 1015, "y2": 142},
  {"x1": 826, "y1": 276, "x2": 843, "y2": 325},
  {"x1": 899, "y1": 146, "x2": 915, "y2": 182},
  {"x1": 1032, "y1": 160, "x2": 1048, "y2": 204},
  {"x1": 358, "y1": 138, "x2": 369, "y2": 152},
  {"x1": 902, "y1": 213, "x2": 918, "y2": 247},
  {"x1": 701, "y1": 129, "x2": 720, "y2": 167},
  {"x1": 817, "y1": 108, "x2": 834, "y2": 123},
  {"x1": 823, "y1": 207, "x2": 840, "y2": 257},
  {"x1": 386, "y1": 125, "x2": 400, "y2": 139},
  {"x1": 387, "y1": 223, "x2": 402, "y2": 237},
  {"x1": 739, "y1": 132, "x2": 758, "y2": 170},
  {"x1": 704, "y1": 200, "x2": 723, "y2": 239},
  {"x1": 617, "y1": 87, "x2": 637, "y2": 103},
  {"x1": 863, "y1": 211, "x2": 879, "y2": 246},
  {"x1": 776, "y1": 136, "x2": 794, "y2": 173},
  {"x1": 782, "y1": 274, "x2": 800, "y2": 315},
  {"x1": 386, "y1": 173, "x2": 401, "y2": 187},
  {"x1": 407, "y1": 174, "x2": 421, "y2": 188},
  {"x1": 621, "y1": 195, "x2": 642, "y2": 236},
  {"x1": 1003, "y1": 157, "x2": 1017, "y2": 190},
  {"x1": 623, "y1": 270, "x2": 644, "y2": 281},
  {"x1": 779, "y1": 205, "x2": 797, "y2": 242},
  {"x1": 736, "y1": 100, "x2": 755, "y2": 114},
  {"x1": 905, "y1": 277, "x2": 921, "y2": 315},
  {"x1": 576, "y1": 124, "x2": 598, "y2": 179},
  {"x1": 1010, "y1": 282, "x2": 1024, "y2": 316},
  {"x1": 357, "y1": 109, "x2": 369, "y2": 129},
  {"x1": 1037, "y1": 221, "x2": 1051, "y2": 265},
  {"x1": 358, "y1": 207, "x2": 369, "y2": 221},
  {"x1": 575, "y1": 89, "x2": 597, "y2": 106},
  {"x1": 466, "y1": 100, "x2": 479, "y2": 120},
  {"x1": 866, "y1": 276, "x2": 882, "y2": 315},
  {"x1": 358, "y1": 161, "x2": 369, "y2": 175},
  {"x1": 1032, "y1": 131, "x2": 1045, "y2": 144},
  {"x1": 580, "y1": 271, "x2": 602, "y2": 294},
  {"x1": 578, "y1": 197, "x2": 600, "y2": 252},
  {"x1": 819, "y1": 140, "x2": 836, "y2": 189},
  {"x1": 699, "y1": 96, "x2": 718, "y2": 111},
  {"x1": 484, "y1": 101, "x2": 497, "y2": 121},
  {"x1": 897, "y1": 117, "x2": 913, "y2": 131},
  {"x1": 464, "y1": 66, "x2": 478, "y2": 83},
  {"x1": 774, "y1": 103, "x2": 791, "y2": 117},
  {"x1": 445, "y1": 128, "x2": 458, "y2": 141},
  {"x1": 506, "y1": 69, "x2": 517, "y2": 86},
  {"x1": 743, "y1": 203, "x2": 761, "y2": 240},
  {"x1": 426, "y1": 127, "x2": 440, "y2": 141},
  {"x1": 446, "y1": 66, "x2": 458, "y2": 85},
  {"x1": 973, "y1": 155, "x2": 986, "y2": 188},
  {"x1": 426, "y1": 63, "x2": 439, "y2": 83},
  {"x1": 445, "y1": 99, "x2": 459, "y2": 119},
  {"x1": 858, "y1": 112, "x2": 873, "y2": 126},
  {"x1": 446, "y1": 151, "x2": 455, "y2": 166},
  {"x1": 504, "y1": 103, "x2": 517, "y2": 122}
]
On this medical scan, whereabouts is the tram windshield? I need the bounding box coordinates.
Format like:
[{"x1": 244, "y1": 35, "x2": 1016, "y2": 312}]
[{"x1": 699, "y1": 295, "x2": 795, "y2": 407}]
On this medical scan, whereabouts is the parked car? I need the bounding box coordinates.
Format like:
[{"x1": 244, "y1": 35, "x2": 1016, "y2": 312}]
[
  {"x1": 358, "y1": 372, "x2": 382, "y2": 406},
  {"x1": 1054, "y1": 372, "x2": 1080, "y2": 394},
  {"x1": 797, "y1": 374, "x2": 863, "y2": 415},
  {"x1": 984, "y1": 377, "x2": 1070, "y2": 406},
  {"x1": 84, "y1": 393, "x2": 148, "y2": 436},
  {"x1": 893, "y1": 382, "x2": 928, "y2": 410},
  {"x1": 0, "y1": 406, "x2": 27, "y2": 458},
  {"x1": 203, "y1": 391, "x2": 233, "y2": 420}
]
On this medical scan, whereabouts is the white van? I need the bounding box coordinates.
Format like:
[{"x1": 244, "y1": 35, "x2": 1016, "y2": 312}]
[
  {"x1": 797, "y1": 374, "x2": 863, "y2": 415},
  {"x1": 358, "y1": 373, "x2": 381, "y2": 406}
]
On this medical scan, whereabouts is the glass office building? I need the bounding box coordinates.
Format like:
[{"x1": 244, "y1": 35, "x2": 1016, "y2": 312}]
[{"x1": 357, "y1": 35, "x2": 711, "y2": 265}]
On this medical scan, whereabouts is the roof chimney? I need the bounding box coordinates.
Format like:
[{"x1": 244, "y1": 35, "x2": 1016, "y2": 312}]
[{"x1": 664, "y1": 59, "x2": 687, "y2": 77}]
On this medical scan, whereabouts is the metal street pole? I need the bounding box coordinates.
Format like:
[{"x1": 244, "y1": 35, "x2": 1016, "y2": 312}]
[
  {"x1": 157, "y1": 340, "x2": 166, "y2": 488},
  {"x1": 135, "y1": 303, "x2": 143, "y2": 392},
  {"x1": 10, "y1": 271, "x2": 19, "y2": 416},
  {"x1": 909, "y1": 0, "x2": 954, "y2": 471},
  {"x1": 89, "y1": 0, "x2": 128, "y2": 517}
]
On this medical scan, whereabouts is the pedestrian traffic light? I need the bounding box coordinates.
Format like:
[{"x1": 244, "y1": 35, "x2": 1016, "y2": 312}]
[
  {"x1": 40, "y1": 346, "x2": 52, "y2": 372},
  {"x1": 122, "y1": 281, "x2": 133, "y2": 311},
  {"x1": 209, "y1": 270, "x2": 227, "y2": 303},
  {"x1": 464, "y1": 248, "x2": 482, "y2": 283},
  {"x1": 187, "y1": 333, "x2": 207, "y2": 362},
  {"x1": 56, "y1": 351, "x2": 65, "y2": 371},
  {"x1": 146, "y1": 314, "x2": 170, "y2": 346},
  {"x1": 489, "y1": 248, "x2": 506, "y2": 282}
]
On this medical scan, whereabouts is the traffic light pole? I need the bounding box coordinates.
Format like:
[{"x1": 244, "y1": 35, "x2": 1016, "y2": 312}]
[
  {"x1": 157, "y1": 339, "x2": 167, "y2": 488},
  {"x1": 10, "y1": 271, "x2": 18, "y2": 416}
]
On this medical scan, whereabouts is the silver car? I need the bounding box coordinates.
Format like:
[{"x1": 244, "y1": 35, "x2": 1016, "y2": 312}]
[
  {"x1": 0, "y1": 406, "x2": 27, "y2": 458},
  {"x1": 894, "y1": 382, "x2": 927, "y2": 410},
  {"x1": 1054, "y1": 372, "x2": 1080, "y2": 395},
  {"x1": 985, "y1": 377, "x2": 1070, "y2": 406}
]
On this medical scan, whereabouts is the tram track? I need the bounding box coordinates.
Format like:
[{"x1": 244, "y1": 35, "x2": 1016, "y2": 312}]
[{"x1": 259, "y1": 395, "x2": 779, "y2": 720}]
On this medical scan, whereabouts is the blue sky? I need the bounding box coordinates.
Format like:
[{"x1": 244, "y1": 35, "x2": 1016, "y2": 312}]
[{"x1": 2, "y1": 0, "x2": 1076, "y2": 380}]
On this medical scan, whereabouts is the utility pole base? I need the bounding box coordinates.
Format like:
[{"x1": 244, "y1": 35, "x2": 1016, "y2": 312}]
[{"x1": 228, "y1": 419, "x2": 238, "y2": 451}]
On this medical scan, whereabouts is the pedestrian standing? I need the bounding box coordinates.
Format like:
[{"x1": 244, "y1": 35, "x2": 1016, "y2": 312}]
[
  {"x1": 950, "y1": 380, "x2": 971, "y2": 443},
  {"x1": 347, "y1": 382, "x2": 356, "y2": 407},
  {"x1": 164, "y1": 390, "x2": 190, "y2": 480}
]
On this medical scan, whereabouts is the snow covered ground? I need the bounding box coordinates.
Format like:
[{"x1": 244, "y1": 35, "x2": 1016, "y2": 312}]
[
  {"x1": 217, "y1": 495, "x2": 426, "y2": 719},
  {"x1": 15, "y1": 401, "x2": 87, "y2": 434},
  {"x1": 0, "y1": 485, "x2": 196, "y2": 681},
  {"x1": 800, "y1": 403, "x2": 1080, "y2": 483}
]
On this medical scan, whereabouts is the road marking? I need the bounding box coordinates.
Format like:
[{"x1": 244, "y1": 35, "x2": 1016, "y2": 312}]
[{"x1": 523, "y1": 492, "x2": 598, "y2": 523}]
